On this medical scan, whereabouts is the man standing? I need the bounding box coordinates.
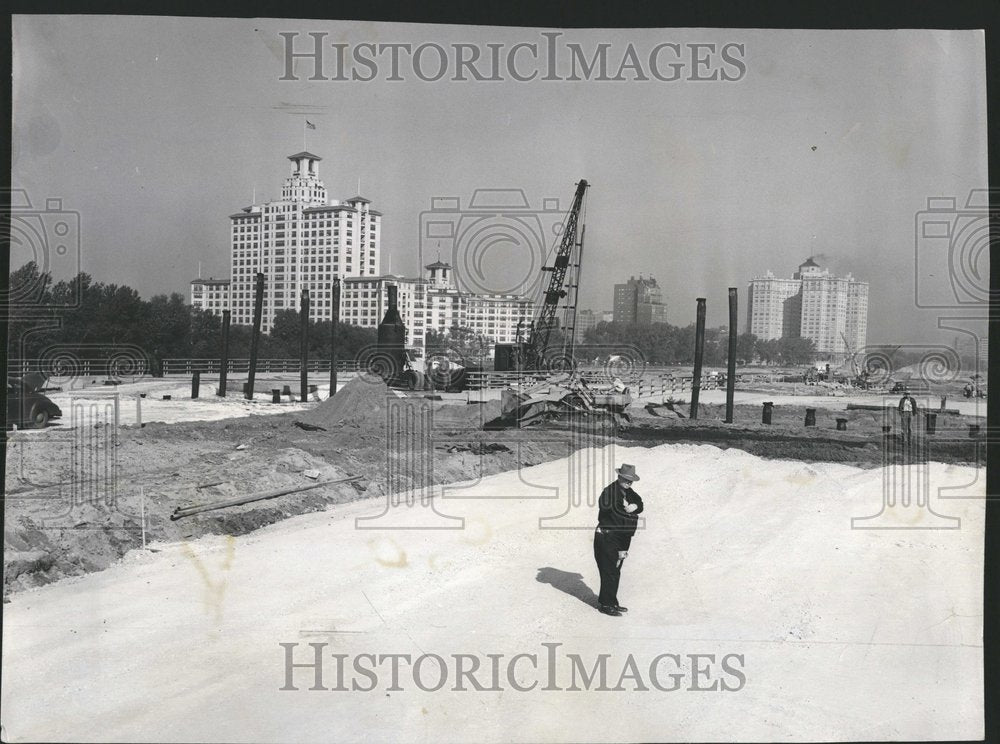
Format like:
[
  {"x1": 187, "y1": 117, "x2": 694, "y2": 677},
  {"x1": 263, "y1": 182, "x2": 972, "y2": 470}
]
[
  {"x1": 594, "y1": 463, "x2": 644, "y2": 617},
  {"x1": 898, "y1": 390, "x2": 918, "y2": 439}
]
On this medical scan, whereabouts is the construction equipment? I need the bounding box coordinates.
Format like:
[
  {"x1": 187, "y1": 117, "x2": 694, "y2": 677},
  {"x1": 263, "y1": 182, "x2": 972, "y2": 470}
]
[
  {"x1": 499, "y1": 372, "x2": 631, "y2": 428},
  {"x1": 516, "y1": 179, "x2": 589, "y2": 371},
  {"x1": 364, "y1": 284, "x2": 480, "y2": 392},
  {"x1": 839, "y1": 331, "x2": 868, "y2": 387},
  {"x1": 362, "y1": 284, "x2": 426, "y2": 390},
  {"x1": 425, "y1": 348, "x2": 482, "y2": 392},
  {"x1": 492, "y1": 179, "x2": 634, "y2": 428}
]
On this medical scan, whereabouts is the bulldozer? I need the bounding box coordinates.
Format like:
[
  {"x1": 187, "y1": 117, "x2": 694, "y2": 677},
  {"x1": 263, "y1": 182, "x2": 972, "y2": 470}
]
[{"x1": 499, "y1": 372, "x2": 632, "y2": 428}]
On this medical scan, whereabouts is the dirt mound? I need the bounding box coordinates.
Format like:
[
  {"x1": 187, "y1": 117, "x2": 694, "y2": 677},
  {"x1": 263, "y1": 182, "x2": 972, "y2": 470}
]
[
  {"x1": 297, "y1": 378, "x2": 502, "y2": 433},
  {"x1": 297, "y1": 376, "x2": 397, "y2": 429}
]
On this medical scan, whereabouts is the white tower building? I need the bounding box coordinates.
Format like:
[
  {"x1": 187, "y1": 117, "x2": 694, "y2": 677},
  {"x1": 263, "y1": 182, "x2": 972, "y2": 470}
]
[{"x1": 228, "y1": 152, "x2": 382, "y2": 332}]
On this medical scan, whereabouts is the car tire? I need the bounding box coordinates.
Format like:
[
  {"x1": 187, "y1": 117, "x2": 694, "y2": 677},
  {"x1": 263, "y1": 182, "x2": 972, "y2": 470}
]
[{"x1": 30, "y1": 405, "x2": 49, "y2": 429}]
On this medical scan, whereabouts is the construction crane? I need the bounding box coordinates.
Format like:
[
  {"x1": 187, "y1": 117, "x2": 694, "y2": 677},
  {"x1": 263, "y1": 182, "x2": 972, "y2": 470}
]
[
  {"x1": 519, "y1": 179, "x2": 589, "y2": 370},
  {"x1": 840, "y1": 331, "x2": 862, "y2": 384},
  {"x1": 497, "y1": 179, "x2": 632, "y2": 427}
]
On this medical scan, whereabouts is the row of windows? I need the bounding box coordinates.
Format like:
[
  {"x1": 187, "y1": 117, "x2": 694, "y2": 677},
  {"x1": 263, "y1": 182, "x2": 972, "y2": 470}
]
[{"x1": 234, "y1": 216, "x2": 378, "y2": 229}]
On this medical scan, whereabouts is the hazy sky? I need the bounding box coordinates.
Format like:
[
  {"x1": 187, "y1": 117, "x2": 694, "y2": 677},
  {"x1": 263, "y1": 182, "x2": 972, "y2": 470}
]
[{"x1": 11, "y1": 17, "x2": 988, "y2": 343}]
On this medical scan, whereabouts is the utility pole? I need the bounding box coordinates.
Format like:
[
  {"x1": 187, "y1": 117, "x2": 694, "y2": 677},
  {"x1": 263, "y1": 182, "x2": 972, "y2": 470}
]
[
  {"x1": 246, "y1": 272, "x2": 264, "y2": 400},
  {"x1": 218, "y1": 309, "x2": 231, "y2": 397},
  {"x1": 329, "y1": 278, "x2": 340, "y2": 398},
  {"x1": 300, "y1": 288, "x2": 310, "y2": 402},
  {"x1": 690, "y1": 297, "x2": 707, "y2": 420},
  {"x1": 726, "y1": 288, "x2": 737, "y2": 423}
]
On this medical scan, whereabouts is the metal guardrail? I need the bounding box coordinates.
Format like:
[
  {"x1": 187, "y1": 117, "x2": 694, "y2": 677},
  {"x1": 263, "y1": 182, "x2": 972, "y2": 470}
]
[
  {"x1": 8, "y1": 357, "x2": 776, "y2": 394},
  {"x1": 161, "y1": 359, "x2": 361, "y2": 376},
  {"x1": 8, "y1": 359, "x2": 149, "y2": 380}
]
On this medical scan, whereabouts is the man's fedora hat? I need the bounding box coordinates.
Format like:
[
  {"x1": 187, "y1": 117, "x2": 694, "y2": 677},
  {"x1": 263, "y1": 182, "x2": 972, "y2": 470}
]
[{"x1": 616, "y1": 464, "x2": 640, "y2": 481}]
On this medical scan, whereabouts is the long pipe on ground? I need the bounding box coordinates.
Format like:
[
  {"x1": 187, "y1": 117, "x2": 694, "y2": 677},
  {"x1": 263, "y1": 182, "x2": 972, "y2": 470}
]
[
  {"x1": 300, "y1": 288, "x2": 310, "y2": 402},
  {"x1": 690, "y1": 297, "x2": 707, "y2": 419},
  {"x1": 329, "y1": 278, "x2": 340, "y2": 399},
  {"x1": 218, "y1": 309, "x2": 231, "y2": 396},
  {"x1": 170, "y1": 475, "x2": 363, "y2": 520},
  {"x1": 246, "y1": 272, "x2": 265, "y2": 400},
  {"x1": 725, "y1": 288, "x2": 737, "y2": 423}
]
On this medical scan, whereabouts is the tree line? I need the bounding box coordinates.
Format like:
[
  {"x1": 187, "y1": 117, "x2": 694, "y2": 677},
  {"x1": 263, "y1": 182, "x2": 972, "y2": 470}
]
[
  {"x1": 17, "y1": 261, "x2": 974, "y2": 377},
  {"x1": 581, "y1": 321, "x2": 817, "y2": 366},
  {"x1": 426, "y1": 320, "x2": 819, "y2": 368},
  {"x1": 7, "y1": 262, "x2": 376, "y2": 375}
]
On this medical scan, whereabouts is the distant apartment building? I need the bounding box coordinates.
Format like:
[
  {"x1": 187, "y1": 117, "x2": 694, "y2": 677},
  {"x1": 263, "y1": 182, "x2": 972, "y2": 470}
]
[
  {"x1": 227, "y1": 151, "x2": 382, "y2": 333},
  {"x1": 746, "y1": 273, "x2": 802, "y2": 340},
  {"x1": 575, "y1": 308, "x2": 599, "y2": 342},
  {"x1": 189, "y1": 278, "x2": 230, "y2": 317},
  {"x1": 747, "y1": 257, "x2": 868, "y2": 358},
  {"x1": 613, "y1": 276, "x2": 668, "y2": 325}
]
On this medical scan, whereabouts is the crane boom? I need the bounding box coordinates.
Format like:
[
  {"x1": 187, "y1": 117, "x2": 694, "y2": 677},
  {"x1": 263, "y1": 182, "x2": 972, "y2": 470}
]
[{"x1": 523, "y1": 179, "x2": 589, "y2": 370}]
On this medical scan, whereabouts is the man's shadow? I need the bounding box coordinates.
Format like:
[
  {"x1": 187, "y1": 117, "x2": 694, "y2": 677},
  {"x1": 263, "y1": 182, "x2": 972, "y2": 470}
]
[{"x1": 536, "y1": 567, "x2": 598, "y2": 608}]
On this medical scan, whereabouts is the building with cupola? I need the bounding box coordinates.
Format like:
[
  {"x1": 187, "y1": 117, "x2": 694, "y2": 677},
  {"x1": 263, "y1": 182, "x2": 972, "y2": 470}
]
[
  {"x1": 225, "y1": 151, "x2": 382, "y2": 333},
  {"x1": 193, "y1": 151, "x2": 534, "y2": 354}
]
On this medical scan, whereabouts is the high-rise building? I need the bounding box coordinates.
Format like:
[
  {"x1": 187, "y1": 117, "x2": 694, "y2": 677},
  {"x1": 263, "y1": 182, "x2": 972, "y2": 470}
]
[
  {"x1": 843, "y1": 279, "x2": 870, "y2": 357},
  {"x1": 575, "y1": 309, "x2": 599, "y2": 342},
  {"x1": 613, "y1": 276, "x2": 668, "y2": 325},
  {"x1": 746, "y1": 273, "x2": 801, "y2": 340},
  {"x1": 747, "y1": 257, "x2": 868, "y2": 358},
  {"x1": 190, "y1": 278, "x2": 230, "y2": 317},
  {"x1": 204, "y1": 151, "x2": 533, "y2": 354},
  {"x1": 228, "y1": 152, "x2": 382, "y2": 333}
]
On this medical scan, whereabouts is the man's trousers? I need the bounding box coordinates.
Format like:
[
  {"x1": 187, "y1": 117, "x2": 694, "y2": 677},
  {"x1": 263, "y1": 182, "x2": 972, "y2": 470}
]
[{"x1": 593, "y1": 529, "x2": 623, "y2": 608}]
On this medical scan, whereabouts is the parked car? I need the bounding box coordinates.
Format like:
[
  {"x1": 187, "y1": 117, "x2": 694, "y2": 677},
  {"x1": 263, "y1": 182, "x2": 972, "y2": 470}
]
[{"x1": 6, "y1": 377, "x2": 62, "y2": 429}]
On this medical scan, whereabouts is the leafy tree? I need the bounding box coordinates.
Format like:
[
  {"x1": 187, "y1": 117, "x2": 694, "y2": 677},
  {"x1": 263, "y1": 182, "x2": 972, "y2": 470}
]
[
  {"x1": 263, "y1": 309, "x2": 302, "y2": 358},
  {"x1": 189, "y1": 308, "x2": 222, "y2": 359},
  {"x1": 775, "y1": 336, "x2": 816, "y2": 364},
  {"x1": 143, "y1": 293, "x2": 189, "y2": 373},
  {"x1": 426, "y1": 325, "x2": 492, "y2": 364},
  {"x1": 736, "y1": 333, "x2": 758, "y2": 364}
]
